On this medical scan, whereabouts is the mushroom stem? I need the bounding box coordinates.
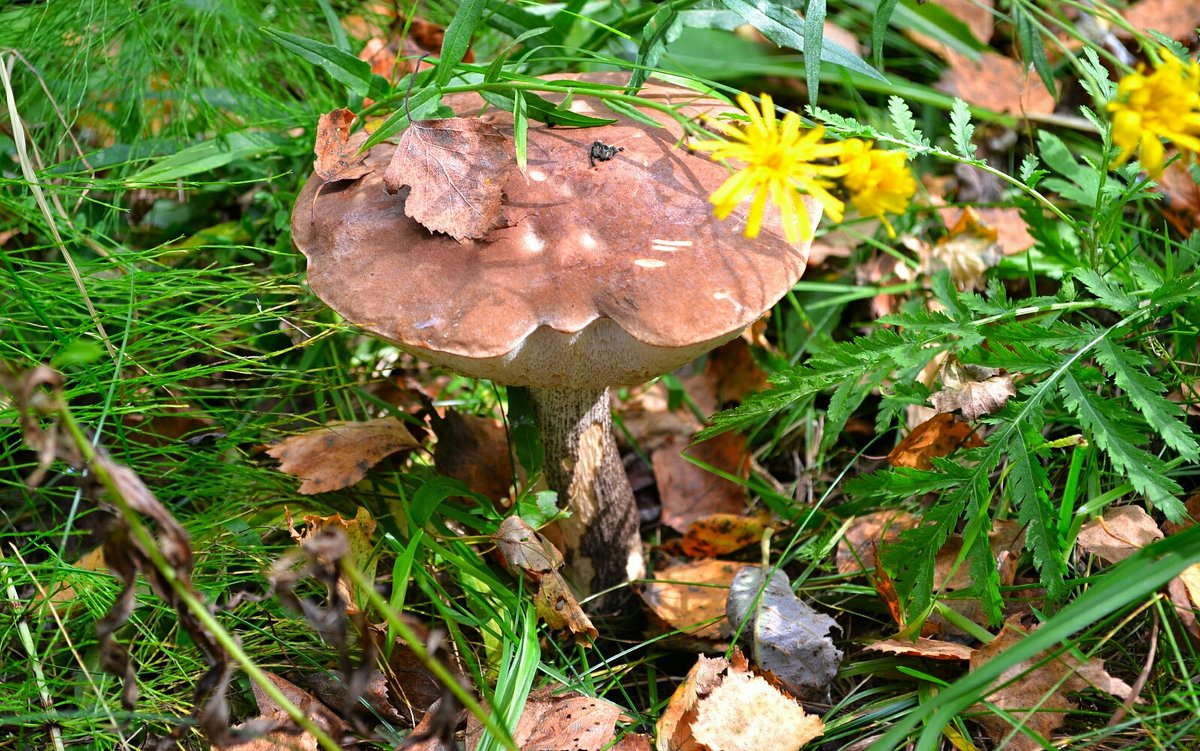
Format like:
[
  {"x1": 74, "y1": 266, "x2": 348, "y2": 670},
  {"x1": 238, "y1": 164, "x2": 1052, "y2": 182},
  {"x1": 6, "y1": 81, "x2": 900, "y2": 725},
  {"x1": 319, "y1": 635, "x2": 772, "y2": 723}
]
[{"x1": 524, "y1": 386, "x2": 644, "y2": 609}]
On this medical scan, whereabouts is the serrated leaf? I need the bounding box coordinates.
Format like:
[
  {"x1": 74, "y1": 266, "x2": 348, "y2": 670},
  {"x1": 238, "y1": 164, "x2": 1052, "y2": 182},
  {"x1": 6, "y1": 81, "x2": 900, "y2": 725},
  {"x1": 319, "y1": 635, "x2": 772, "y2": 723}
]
[
  {"x1": 1009, "y1": 419, "x2": 1068, "y2": 602},
  {"x1": 1059, "y1": 372, "x2": 1185, "y2": 520},
  {"x1": 1073, "y1": 269, "x2": 1139, "y2": 312},
  {"x1": 1077, "y1": 46, "x2": 1115, "y2": 102},
  {"x1": 949, "y1": 98, "x2": 976, "y2": 158},
  {"x1": 888, "y1": 96, "x2": 930, "y2": 151},
  {"x1": 1019, "y1": 152, "x2": 1046, "y2": 187},
  {"x1": 1094, "y1": 339, "x2": 1200, "y2": 461},
  {"x1": 806, "y1": 105, "x2": 876, "y2": 138}
]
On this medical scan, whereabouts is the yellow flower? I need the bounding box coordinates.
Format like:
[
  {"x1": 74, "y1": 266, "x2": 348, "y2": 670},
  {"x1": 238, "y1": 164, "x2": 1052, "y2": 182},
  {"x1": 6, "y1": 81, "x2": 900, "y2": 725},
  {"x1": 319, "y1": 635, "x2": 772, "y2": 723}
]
[
  {"x1": 691, "y1": 92, "x2": 847, "y2": 244},
  {"x1": 839, "y1": 139, "x2": 917, "y2": 238},
  {"x1": 1107, "y1": 50, "x2": 1200, "y2": 177}
]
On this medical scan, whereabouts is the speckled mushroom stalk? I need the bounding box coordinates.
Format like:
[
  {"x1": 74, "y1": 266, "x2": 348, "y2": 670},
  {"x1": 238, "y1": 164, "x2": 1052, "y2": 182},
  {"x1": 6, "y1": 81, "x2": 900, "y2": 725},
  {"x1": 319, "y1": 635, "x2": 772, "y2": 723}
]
[
  {"x1": 525, "y1": 386, "x2": 643, "y2": 605},
  {"x1": 291, "y1": 74, "x2": 817, "y2": 611}
]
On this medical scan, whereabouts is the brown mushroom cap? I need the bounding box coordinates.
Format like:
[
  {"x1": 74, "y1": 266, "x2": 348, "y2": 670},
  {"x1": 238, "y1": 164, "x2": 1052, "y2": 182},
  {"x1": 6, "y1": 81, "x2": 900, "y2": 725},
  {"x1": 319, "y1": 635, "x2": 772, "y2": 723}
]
[{"x1": 293, "y1": 78, "x2": 817, "y2": 389}]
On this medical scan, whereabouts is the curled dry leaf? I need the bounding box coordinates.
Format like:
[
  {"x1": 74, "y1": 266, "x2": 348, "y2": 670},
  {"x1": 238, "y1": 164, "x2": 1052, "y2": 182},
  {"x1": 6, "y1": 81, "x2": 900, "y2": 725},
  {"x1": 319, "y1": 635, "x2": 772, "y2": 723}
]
[
  {"x1": 494, "y1": 516, "x2": 596, "y2": 643},
  {"x1": 314, "y1": 109, "x2": 371, "y2": 183},
  {"x1": 654, "y1": 432, "x2": 752, "y2": 534},
  {"x1": 655, "y1": 650, "x2": 823, "y2": 751},
  {"x1": 267, "y1": 417, "x2": 419, "y2": 494},
  {"x1": 1076, "y1": 505, "x2": 1164, "y2": 564},
  {"x1": 288, "y1": 507, "x2": 378, "y2": 611},
  {"x1": 887, "y1": 412, "x2": 984, "y2": 470},
  {"x1": 914, "y1": 206, "x2": 1005, "y2": 290},
  {"x1": 465, "y1": 686, "x2": 649, "y2": 751},
  {"x1": 384, "y1": 116, "x2": 512, "y2": 240},
  {"x1": 836, "y1": 510, "x2": 919, "y2": 575},
  {"x1": 969, "y1": 621, "x2": 1136, "y2": 751},
  {"x1": 929, "y1": 353, "x2": 1016, "y2": 420},
  {"x1": 726, "y1": 567, "x2": 842, "y2": 702},
  {"x1": 641, "y1": 559, "x2": 752, "y2": 641}
]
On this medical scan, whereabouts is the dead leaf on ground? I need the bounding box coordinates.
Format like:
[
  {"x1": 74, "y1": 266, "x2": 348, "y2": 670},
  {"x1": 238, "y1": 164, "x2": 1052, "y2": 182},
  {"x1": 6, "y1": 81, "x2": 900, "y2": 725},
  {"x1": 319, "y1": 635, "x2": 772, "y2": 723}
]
[
  {"x1": 726, "y1": 567, "x2": 842, "y2": 702},
  {"x1": 908, "y1": 0, "x2": 995, "y2": 57},
  {"x1": 1117, "y1": 0, "x2": 1200, "y2": 41},
  {"x1": 494, "y1": 516, "x2": 596, "y2": 643},
  {"x1": 641, "y1": 560, "x2": 752, "y2": 641},
  {"x1": 615, "y1": 382, "x2": 702, "y2": 454},
  {"x1": 913, "y1": 206, "x2": 1006, "y2": 290},
  {"x1": 887, "y1": 412, "x2": 984, "y2": 469},
  {"x1": 1076, "y1": 505, "x2": 1164, "y2": 564},
  {"x1": 1153, "y1": 159, "x2": 1200, "y2": 236},
  {"x1": 44, "y1": 546, "x2": 109, "y2": 611},
  {"x1": 464, "y1": 686, "x2": 649, "y2": 751},
  {"x1": 267, "y1": 417, "x2": 420, "y2": 494},
  {"x1": 654, "y1": 432, "x2": 752, "y2": 533},
  {"x1": 684, "y1": 337, "x2": 769, "y2": 416},
  {"x1": 680, "y1": 512, "x2": 772, "y2": 558},
  {"x1": 863, "y1": 637, "x2": 975, "y2": 661},
  {"x1": 929, "y1": 353, "x2": 1016, "y2": 420},
  {"x1": 837, "y1": 510, "x2": 919, "y2": 575},
  {"x1": 655, "y1": 650, "x2": 824, "y2": 751},
  {"x1": 937, "y1": 49, "x2": 1057, "y2": 116},
  {"x1": 855, "y1": 250, "x2": 919, "y2": 319},
  {"x1": 969, "y1": 621, "x2": 1135, "y2": 751},
  {"x1": 213, "y1": 672, "x2": 348, "y2": 751},
  {"x1": 314, "y1": 109, "x2": 371, "y2": 183},
  {"x1": 936, "y1": 205, "x2": 1036, "y2": 256},
  {"x1": 384, "y1": 116, "x2": 512, "y2": 240},
  {"x1": 432, "y1": 409, "x2": 514, "y2": 503},
  {"x1": 288, "y1": 507, "x2": 378, "y2": 611},
  {"x1": 1170, "y1": 567, "x2": 1200, "y2": 640}
]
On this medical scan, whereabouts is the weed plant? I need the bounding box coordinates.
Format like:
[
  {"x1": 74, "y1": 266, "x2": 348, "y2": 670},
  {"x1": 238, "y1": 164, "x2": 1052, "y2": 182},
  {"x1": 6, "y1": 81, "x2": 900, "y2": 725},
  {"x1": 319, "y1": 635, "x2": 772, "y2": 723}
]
[{"x1": 1, "y1": 1, "x2": 1199, "y2": 750}]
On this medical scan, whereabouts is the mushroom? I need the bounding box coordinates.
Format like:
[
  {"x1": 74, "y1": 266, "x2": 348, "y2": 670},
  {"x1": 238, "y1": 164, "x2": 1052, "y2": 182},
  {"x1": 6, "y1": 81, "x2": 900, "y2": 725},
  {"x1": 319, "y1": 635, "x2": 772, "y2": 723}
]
[{"x1": 291, "y1": 77, "x2": 819, "y2": 609}]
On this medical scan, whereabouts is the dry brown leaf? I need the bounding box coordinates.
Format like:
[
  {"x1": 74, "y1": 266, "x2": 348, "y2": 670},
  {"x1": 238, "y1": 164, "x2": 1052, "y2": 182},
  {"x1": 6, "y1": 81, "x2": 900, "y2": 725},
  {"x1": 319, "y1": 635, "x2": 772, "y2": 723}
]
[
  {"x1": 1076, "y1": 505, "x2": 1164, "y2": 564},
  {"x1": 684, "y1": 338, "x2": 769, "y2": 416},
  {"x1": 908, "y1": 0, "x2": 995, "y2": 57},
  {"x1": 969, "y1": 621, "x2": 1135, "y2": 751},
  {"x1": 45, "y1": 546, "x2": 108, "y2": 610},
  {"x1": 314, "y1": 109, "x2": 371, "y2": 183},
  {"x1": 214, "y1": 672, "x2": 348, "y2": 751},
  {"x1": 494, "y1": 516, "x2": 596, "y2": 643},
  {"x1": 837, "y1": 510, "x2": 919, "y2": 575},
  {"x1": 863, "y1": 637, "x2": 975, "y2": 661},
  {"x1": 465, "y1": 686, "x2": 647, "y2": 751},
  {"x1": 915, "y1": 206, "x2": 1005, "y2": 290},
  {"x1": 616, "y1": 383, "x2": 702, "y2": 454},
  {"x1": 1153, "y1": 158, "x2": 1200, "y2": 236},
  {"x1": 655, "y1": 650, "x2": 823, "y2": 751},
  {"x1": 654, "y1": 432, "x2": 752, "y2": 533},
  {"x1": 929, "y1": 354, "x2": 1016, "y2": 420},
  {"x1": 1170, "y1": 567, "x2": 1200, "y2": 639},
  {"x1": 289, "y1": 507, "x2": 378, "y2": 610},
  {"x1": 268, "y1": 417, "x2": 419, "y2": 494},
  {"x1": 935, "y1": 518, "x2": 1025, "y2": 591},
  {"x1": 641, "y1": 560, "x2": 752, "y2": 641},
  {"x1": 1118, "y1": 0, "x2": 1200, "y2": 41},
  {"x1": 887, "y1": 412, "x2": 984, "y2": 469},
  {"x1": 432, "y1": 409, "x2": 514, "y2": 502},
  {"x1": 937, "y1": 49, "x2": 1057, "y2": 116},
  {"x1": 726, "y1": 568, "x2": 842, "y2": 702},
  {"x1": 680, "y1": 512, "x2": 771, "y2": 558},
  {"x1": 384, "y1": 116, "x2": 512, "y2": 240}
]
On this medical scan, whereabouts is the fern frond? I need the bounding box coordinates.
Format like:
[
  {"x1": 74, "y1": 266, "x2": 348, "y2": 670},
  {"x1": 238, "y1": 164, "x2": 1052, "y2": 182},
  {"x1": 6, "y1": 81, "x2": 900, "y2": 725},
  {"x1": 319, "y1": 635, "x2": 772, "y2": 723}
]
[{"x1": 1007, "y1": 418, "x2": 1068, "y2": 603}]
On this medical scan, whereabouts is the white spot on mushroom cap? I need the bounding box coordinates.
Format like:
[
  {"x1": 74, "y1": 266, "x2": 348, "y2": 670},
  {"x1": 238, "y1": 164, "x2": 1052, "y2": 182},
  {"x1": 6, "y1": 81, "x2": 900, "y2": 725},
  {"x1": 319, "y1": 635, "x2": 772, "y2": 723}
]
[
  {"x1": 579, "y1": 232, "x2": 598, "y2": 250},
  {"x1": 529, "y1": 169, "x2": 548, "y2": 182},
  {"x1": 652, "y1": 239, "x2": 693, "y2": 253},
  {"x1": 634, "y1": 258, "x2": 667, "y2": 269}
]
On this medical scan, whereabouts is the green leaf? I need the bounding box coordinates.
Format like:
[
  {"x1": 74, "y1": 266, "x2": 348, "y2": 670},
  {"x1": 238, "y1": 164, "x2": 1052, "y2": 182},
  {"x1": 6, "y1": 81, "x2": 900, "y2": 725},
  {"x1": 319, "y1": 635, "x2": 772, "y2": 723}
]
[
  {"x1": 362, "y1": 82, "x2": 443, "y2": 149},
  {"x1": 720, "y1": 0, "x2": 884, "y2": 80},
  {"x1": 888, "y1": 95, "x2": 930, "y2": 151},
  {"x1": 868, "y1": 523, "x2": 1200, "y2": 751},
  {"x1": 628, "y1": 4, "x2": 683, "y2": 93},
  {"x1": 1059, "y1": 372, "x2": 1185, "y2": 520},
  {"x1": 871, "y1": 0, "x2": 901, "y2": 71},
  {"x1": 949, "y1": 98, "x2": 976, "y2": 158},
  {"x1": 1014, "y1": 6, "x2": 1055, "y2": 98},
  {"x1": 602, "y1": 97, "x2": 665, "y2": 129},
  {"x1": 804, "y1": 0, "x2": 826, "y2": 105},
  {"x1": 262, "y1": 28, "x2": 374, "y2": 97},
  {"x1": 513, "y1": 91, "x2": 528, "y2": 174},
  {"x1": 1008, "y1": 418, "x2": 1067, "y2": 603},
  {"x1": 506, "y1": 387, "x2": 544, "y2": 477},
  {"x1": 480, "y1": 90, "x2": 617, "y2": 127},
  {"x1": 1094, "y1": 338, "x2": 1200, "y2": 461},
  {"x1": 126, "y1": 130, "x2": 285, "y2": 185},
  {"x1": 1073, "y1": 269, "x2": 1139, "y2": 312},
  {"x1": 436, "y1": 0, "x2": 487, "y2": 87}
]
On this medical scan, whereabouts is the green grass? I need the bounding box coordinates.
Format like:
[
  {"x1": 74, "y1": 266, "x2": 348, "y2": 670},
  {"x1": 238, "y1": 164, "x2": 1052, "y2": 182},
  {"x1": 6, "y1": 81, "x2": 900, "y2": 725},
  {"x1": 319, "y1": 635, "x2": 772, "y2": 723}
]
[{"x1": 3, "y1": 0, "x2": 1200, "y2": 749}]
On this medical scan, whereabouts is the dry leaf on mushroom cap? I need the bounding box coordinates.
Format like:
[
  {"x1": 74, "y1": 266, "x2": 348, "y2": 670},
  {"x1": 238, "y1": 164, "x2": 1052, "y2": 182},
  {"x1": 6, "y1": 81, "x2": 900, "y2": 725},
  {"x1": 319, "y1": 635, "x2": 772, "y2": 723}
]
[{"x1": 314, "y1": 108, "x2": 372, "y2": 183}]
